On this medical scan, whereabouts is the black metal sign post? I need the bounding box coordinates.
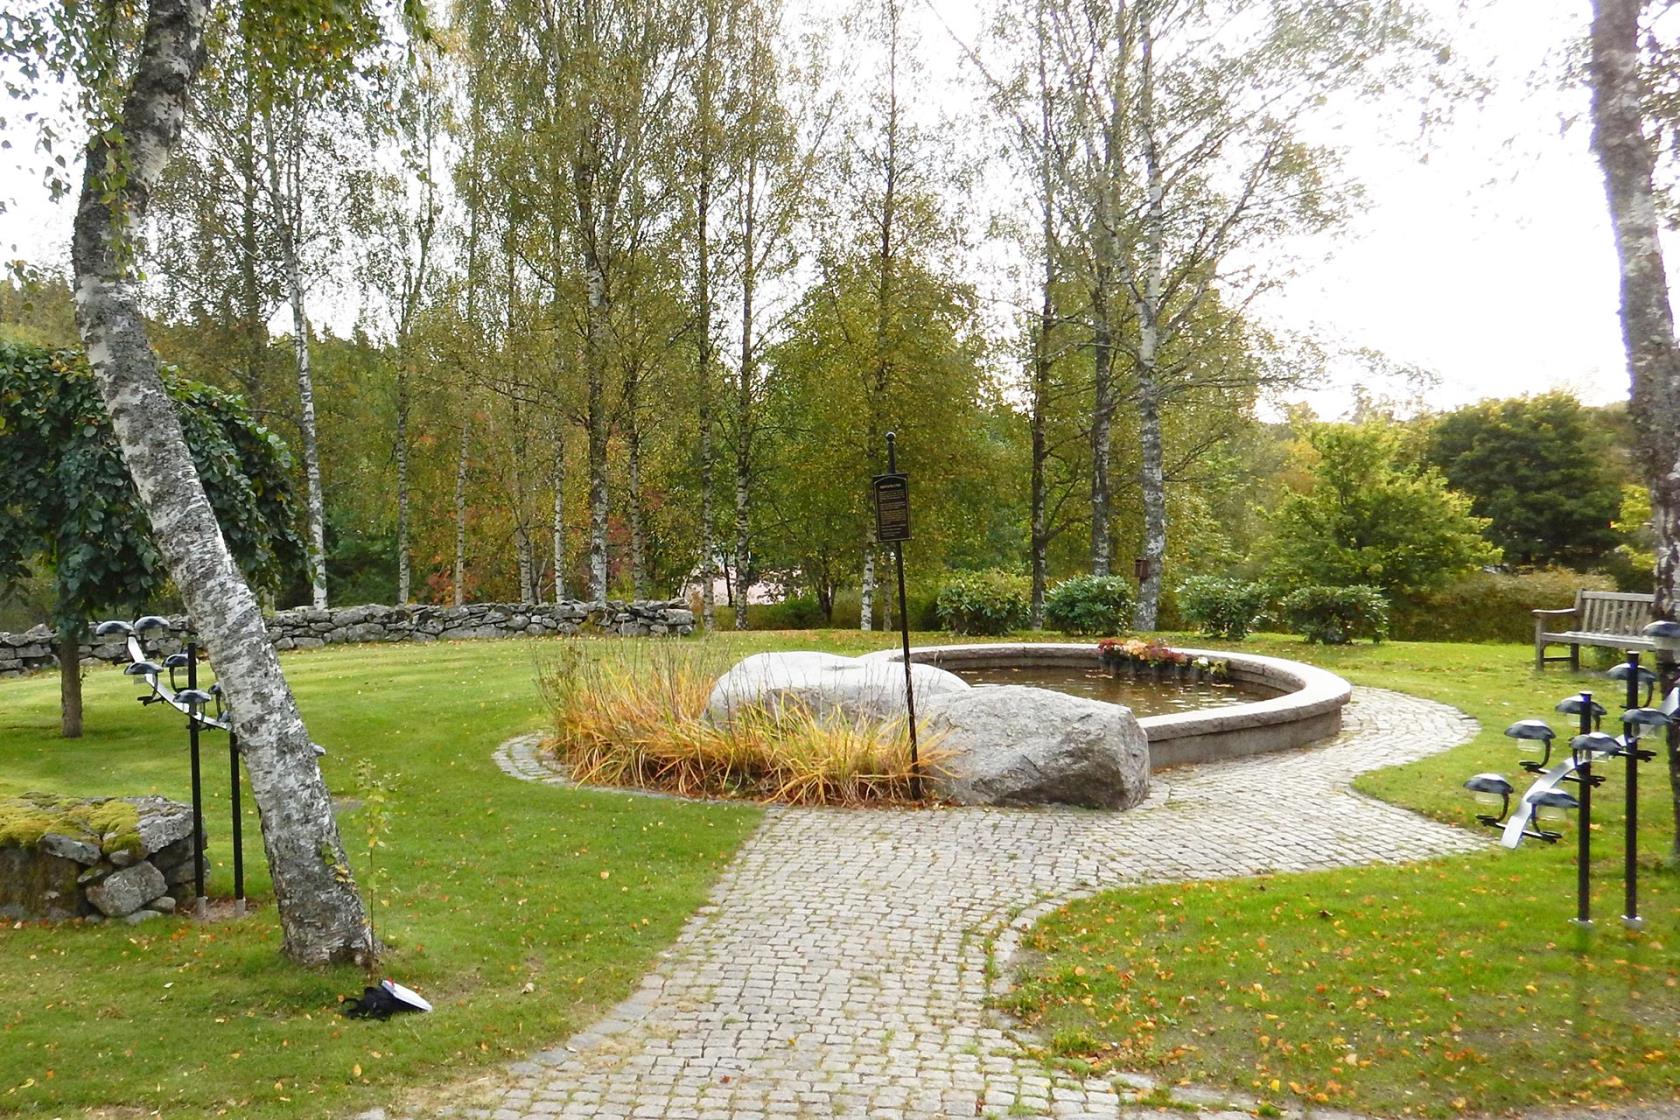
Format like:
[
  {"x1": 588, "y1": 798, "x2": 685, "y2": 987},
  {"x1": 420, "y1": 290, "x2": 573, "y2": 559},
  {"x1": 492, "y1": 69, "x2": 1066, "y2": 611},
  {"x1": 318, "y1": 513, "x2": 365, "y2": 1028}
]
[
  {"x1": 1574, "y1": 692, "x2": 1593, "y2": 928},
  {"x1": 874, "y1": 432, "x2": 920, "y2": 800}
]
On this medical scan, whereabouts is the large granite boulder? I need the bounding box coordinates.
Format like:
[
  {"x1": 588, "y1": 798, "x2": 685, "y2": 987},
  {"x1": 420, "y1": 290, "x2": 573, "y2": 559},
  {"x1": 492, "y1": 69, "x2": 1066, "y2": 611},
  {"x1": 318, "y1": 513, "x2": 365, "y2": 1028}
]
[
  {"x1": 921, "y1": 684, "x2": 1149, "y2": 809},
  {"x1": 706, "y1": 651, "x2": 970, "y2": 730},
  {"x1": 86, "y1": 861, "x2": 168, "y2": 918}
]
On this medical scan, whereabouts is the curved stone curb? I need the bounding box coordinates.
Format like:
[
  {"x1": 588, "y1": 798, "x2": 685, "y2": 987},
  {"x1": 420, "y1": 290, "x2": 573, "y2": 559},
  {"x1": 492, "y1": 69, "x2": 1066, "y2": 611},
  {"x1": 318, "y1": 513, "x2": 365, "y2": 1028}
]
[{"x1": 424, "y1": 686, "x2": 1509, "y2": 1120}]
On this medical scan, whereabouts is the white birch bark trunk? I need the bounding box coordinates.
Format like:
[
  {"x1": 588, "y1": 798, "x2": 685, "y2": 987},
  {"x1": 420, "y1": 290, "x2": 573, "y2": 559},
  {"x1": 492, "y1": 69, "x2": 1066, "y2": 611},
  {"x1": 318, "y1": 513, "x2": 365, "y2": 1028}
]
[
  {"x1": 585, "y1": 263, "x2": 610, "y2": 603},
  {"x1": 1587, "y1": 0, "x2": 1680, "y2": 854},
  {"x1": 267, "y1": 110, "x2": 327, "y2": 610},
  {"x1": 454, "y1": 416, "x2": 470, "y2": 607},
  {"x1": 395, "y1": 365, "x2": 411, "y2": 603},
  {"x1": 71, "y1": 0, "x2": 371, "y2": 965},
  {"x1": 734, "y1": 163, "x2": 758, "y2": 631},
  {"x1": 551, "y1": 428, "x2": 566, "y2": 602},
  {"x1": 628, "y1": 418, "x2": 647, "y2": 599},
  {"x1": 860, "y1": 538, "x2": 876, "y2": 632},
  {"x1": 1133, "y1": 14, "x2": 1167, "y2": 630}
]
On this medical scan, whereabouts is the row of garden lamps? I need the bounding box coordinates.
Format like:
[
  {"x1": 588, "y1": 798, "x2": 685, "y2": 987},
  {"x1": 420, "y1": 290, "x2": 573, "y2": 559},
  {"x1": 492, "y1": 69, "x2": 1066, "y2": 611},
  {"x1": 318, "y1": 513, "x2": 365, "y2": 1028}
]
[
  {"x1": 96, "y1": 615, "x2": 246, "y2": 918},
  {"x1": 1463, "y1": 626, "x2": 1680, "y2": 930}
]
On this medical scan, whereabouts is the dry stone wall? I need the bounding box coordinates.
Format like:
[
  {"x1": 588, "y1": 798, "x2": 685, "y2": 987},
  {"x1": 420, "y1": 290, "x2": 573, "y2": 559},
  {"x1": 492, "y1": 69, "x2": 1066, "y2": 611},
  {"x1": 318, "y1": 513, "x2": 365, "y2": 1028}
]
[
  {"x1": 0, "y1": 796, "x2": 208, "y2": 924},
  {"x1": 0, "y1": 600, "x2": 695, "y2": 678}
]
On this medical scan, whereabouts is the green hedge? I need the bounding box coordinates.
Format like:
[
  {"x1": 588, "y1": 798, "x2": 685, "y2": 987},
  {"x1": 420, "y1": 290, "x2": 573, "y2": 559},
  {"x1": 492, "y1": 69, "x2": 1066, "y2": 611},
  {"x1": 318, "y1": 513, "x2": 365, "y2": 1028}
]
[
  {"x1": 1390, "y1": 569, "x2": 1617, "y2": 644},
  {"x1": 1176, "y1": 575, "x2": 1268, "y2": 640},
  {"x1": 1280, "y1": 585, "x2": 1389, "y2": 645},
  {"x1": 936, "y1": 569, "x2": 1031, "y2": 636},
  {"x1": 1044, "y1": 574, "x2": 1135, "y2": 636}
]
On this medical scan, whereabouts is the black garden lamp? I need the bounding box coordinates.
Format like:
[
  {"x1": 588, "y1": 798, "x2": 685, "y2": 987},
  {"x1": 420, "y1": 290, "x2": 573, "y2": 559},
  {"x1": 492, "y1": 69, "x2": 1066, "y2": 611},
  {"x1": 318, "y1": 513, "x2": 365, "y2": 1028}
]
[
  {"x1": 1526, "y1": 787, "x2": 1580, "y2": 844},
  {"x1": 1570, "y1": 731, "x2": 1624, "y2": 762},
  {"x1": 1607, "y1": 661, "x2": 1659, "y2": 708},
  {"x1": 1554, "y1": 695, "x2": 1605, "y2": 729},
  {"x1": 93, "y1": 619, "x2": 133, "y2": 639},
  {"x1": 1642, "y1": 618, "x2": 1680, "y2": 654},
  {"x1": 1464, "y1": 773, "x2": 1514, "y2": 826},
  {"x1": 163, "y1": 651, "x2": 191, "y2": 691},
  {"x1": 1505, "y1": 719, "x2": 1557, "y2": 771}
]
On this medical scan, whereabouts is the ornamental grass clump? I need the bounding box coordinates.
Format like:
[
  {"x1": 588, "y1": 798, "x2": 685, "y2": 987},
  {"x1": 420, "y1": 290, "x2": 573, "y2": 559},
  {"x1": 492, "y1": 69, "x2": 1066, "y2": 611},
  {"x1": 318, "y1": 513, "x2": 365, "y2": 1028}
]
[{"x1": 538, "y1": 642, "x2": 939, "y2": 806}]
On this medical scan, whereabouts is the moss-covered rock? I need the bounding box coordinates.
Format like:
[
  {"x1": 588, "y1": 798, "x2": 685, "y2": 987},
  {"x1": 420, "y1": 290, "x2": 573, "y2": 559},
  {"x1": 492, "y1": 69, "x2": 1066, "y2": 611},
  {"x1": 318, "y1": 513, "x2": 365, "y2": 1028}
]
[{"x1": 0, "y1": 792, "x2": 142, "y2": 855}]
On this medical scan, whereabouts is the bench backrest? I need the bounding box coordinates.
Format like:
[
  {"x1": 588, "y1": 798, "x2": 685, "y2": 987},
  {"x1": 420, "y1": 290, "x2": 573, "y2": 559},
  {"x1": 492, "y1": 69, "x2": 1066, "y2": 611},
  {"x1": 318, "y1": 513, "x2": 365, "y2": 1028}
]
[{"x1": 1578, "y1": 590, "x2": 1655, "y2": 636}]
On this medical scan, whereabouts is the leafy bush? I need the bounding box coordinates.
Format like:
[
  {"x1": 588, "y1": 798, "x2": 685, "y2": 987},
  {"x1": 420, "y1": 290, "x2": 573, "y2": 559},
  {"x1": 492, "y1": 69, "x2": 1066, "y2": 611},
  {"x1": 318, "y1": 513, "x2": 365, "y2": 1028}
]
[
  {"x1": 1390, "y1": 568, "x2": 1617, "y2": 643},
  {"x1": 1280, "y1": 584, "x2": 1389, "y2": 644},
  {"x1": 1176, "y1": 575, "x2": 1268, "y2": 640},
  {"x1": 936, "y1": 569, "x2": 1031, "y2": 636},
  {"x1": 1044, "y1": 574, "x2": 1135, "y2": 636},
  {"x1": 754, "y1": 596, "x2": 828, "y2": 629}
]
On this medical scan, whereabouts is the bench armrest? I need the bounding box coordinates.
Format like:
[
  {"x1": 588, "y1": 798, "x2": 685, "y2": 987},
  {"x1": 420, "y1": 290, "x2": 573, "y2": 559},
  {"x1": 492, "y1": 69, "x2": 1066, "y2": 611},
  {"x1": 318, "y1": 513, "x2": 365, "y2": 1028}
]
[{"x1": 1532, "y1": 608, "x2": 1578, "y2": 619}]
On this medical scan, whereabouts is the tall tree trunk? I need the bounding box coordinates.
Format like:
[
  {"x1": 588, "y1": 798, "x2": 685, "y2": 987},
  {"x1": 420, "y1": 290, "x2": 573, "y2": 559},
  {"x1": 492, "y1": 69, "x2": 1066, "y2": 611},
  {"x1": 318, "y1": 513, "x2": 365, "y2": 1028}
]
[
  {"x1": 395, "y1": 364, "x2": 411, "y2": 603},
  {"x1": 268, "y1": 111, "x2": 327, "y2": 610},
  {"x1": 72, "y1": 0, "x2": 371, "y2": 965},
  {"x1": 626, "y1": 368, "x2": 647, "y2": 599},
  {"x1": 58, "y1": 627, "x2": 83, "y2": 739},
  {"x1": 585, "y1": 263, "x2": 610, "y2": 602},
  {"x1": 1031, "y1": 37, "x2": 1057, "y2": 630},
  {"x1": 734, "y1": 164, "x2": 758, "y2": 631},
  {"x1": 1089, "y1": 276, "x2": 1114, "y2": 577},
  {"x1": 510, "y1": 398, "x2": 534, "y2": 603},
  {"x1": 551, "y1": 428, "x2": 566, "y2": 602},
  {"x1": 860, "y1": 538, "x2": 876, "y2": 631},
  {"x1": 1132, "y1": 10, "x2": 1167, "y2": 630},
  {"x1": 454, "y1": 416, "x2": 470, "y2": 607},
  {"x1": 863, "y1": 5, "x2": 901, "y2": 634},
  {"x1": 1587, "y1": 0, "x2": 1680, "y2": 855},
  {"x1": 697, "y1": 180, "x2": 717, "y2": 630}
]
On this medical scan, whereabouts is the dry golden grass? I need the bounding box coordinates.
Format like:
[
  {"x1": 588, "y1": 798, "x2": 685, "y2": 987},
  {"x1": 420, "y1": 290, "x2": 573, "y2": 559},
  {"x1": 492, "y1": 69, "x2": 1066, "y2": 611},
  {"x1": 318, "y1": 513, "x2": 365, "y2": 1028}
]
[{"x1": 537, "y1": 641, "x2": 942, "y2": 805}]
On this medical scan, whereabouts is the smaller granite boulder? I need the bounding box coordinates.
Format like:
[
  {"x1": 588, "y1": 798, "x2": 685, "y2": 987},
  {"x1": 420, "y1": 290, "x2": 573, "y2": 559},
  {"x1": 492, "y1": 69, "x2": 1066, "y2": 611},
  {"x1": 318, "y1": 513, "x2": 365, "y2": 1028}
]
[
  {"x1": 706, "y1": 651, "x2": 970, "y2": 730},
  {"x1": 39, "y1": 832, "x2": 101, "y2": 866},
  {"x1": 921, "y1": 684, "x2": 1149, "y2": 809},
  {"x1": 86, "y1": 861, "x2": 168, "y2": 918}
]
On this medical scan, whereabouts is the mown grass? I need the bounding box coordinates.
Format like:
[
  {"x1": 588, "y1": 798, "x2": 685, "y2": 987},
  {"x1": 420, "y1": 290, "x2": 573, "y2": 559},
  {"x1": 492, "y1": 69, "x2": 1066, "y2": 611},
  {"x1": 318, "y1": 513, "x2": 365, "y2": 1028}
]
[
  {"x1": 1008, "y1": 633, "x2": 1680, "y2": 1116},
  {"x1": 0, "y1": 636, "x2": 781, "y2": 1119},
  {"x1": 540, "y1": 641, "x2": 945, "y2": 804}
]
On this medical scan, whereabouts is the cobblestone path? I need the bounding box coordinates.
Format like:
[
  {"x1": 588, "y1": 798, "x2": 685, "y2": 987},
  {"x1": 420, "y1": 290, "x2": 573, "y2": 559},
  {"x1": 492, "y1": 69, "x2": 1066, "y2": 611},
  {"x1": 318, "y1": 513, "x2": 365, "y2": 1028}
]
[{"x1": 455, "y1": 687, "x2": 1481, "y2": 1120}]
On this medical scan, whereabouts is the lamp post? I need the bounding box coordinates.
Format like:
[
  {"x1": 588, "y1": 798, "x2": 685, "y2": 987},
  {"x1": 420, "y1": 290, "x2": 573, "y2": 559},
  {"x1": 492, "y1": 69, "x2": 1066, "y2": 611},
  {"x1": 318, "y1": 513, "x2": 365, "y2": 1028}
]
[{"x1": 1465, "y1": 657, "x2": 1664, "y2": 929}]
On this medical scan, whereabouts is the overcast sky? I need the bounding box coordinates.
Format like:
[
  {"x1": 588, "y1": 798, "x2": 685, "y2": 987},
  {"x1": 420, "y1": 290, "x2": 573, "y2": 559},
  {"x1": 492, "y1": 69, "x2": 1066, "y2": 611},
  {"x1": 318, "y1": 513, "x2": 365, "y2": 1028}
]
[{"x1": 0, "y1": 0, "x2": 1646, "y2": 420}]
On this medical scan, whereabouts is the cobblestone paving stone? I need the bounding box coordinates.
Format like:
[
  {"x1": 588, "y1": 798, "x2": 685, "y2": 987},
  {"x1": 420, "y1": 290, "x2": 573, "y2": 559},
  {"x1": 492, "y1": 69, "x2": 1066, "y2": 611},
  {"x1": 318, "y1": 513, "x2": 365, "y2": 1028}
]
[{"x1": 442, "y1": 687, "x2": 1487, "y2": 1120}]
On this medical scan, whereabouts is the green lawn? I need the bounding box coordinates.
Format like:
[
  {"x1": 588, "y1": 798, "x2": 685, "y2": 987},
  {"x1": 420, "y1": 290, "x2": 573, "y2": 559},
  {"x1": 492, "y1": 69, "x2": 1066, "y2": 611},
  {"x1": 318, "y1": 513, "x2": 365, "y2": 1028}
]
[
  {"x1": 5, "y1": 629, "x2": 1678, "y2": 1118},
  {"x1": 0, "y1": 635, "x2": 788, "y2": 1119},
  {"x1": 1008, "y1": 634, "x2": 1680, "y2": 1117}
]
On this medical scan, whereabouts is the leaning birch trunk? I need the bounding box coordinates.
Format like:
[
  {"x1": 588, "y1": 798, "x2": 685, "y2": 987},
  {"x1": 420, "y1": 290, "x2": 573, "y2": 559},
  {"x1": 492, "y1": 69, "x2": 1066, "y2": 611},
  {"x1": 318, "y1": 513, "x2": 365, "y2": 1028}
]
[
  {"x1": 71, "y1": 0, "x2": 372, "y2": 965},
  {"x1": 1587, "y1": 0, "x2": 1680, "y2": 855}
]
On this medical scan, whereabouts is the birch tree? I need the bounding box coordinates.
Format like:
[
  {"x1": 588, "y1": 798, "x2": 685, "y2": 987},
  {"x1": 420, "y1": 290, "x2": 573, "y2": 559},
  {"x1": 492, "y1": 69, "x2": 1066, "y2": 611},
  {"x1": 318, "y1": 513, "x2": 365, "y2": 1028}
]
[
  {"x1": 1042, "y1": 0, "x2": 1428, "y2": 627},
  {"x1": 1586, "y1": 0, "x2": 1680, "y2": 854},
  {"x1": 8, "y1": 0, "x2": 377, "y2": 964}
]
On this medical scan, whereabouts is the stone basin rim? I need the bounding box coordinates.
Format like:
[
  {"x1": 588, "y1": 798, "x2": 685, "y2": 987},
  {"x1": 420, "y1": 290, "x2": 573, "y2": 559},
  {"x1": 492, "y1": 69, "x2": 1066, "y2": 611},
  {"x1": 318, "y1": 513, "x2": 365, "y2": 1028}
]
[{"x1": 861, "y1": 642, "x2": 1353, "y2": 768}]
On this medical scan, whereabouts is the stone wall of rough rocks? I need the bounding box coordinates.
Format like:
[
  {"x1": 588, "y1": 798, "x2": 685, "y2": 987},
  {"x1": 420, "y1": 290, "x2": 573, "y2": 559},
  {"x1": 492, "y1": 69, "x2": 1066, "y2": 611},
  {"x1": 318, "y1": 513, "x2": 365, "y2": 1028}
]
[
  {"x1": 0, "y1": 796, "x2": 208, "y2": 924},
  {"x1": 0, "y1": 600, "x2": 695, "y2": 677}
]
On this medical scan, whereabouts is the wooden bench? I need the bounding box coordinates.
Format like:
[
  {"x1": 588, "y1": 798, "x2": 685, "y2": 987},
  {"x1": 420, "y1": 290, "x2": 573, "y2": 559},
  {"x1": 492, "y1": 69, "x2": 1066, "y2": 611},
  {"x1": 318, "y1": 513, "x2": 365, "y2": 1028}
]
[{"x1": 1533, "y1": 590, "x2": 1655, "y2": 670}]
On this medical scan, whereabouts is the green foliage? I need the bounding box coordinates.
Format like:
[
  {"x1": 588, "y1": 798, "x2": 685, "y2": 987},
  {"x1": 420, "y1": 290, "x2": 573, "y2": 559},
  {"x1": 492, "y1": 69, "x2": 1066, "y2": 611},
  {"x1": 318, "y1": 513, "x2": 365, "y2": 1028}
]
[
  {"x1": 1278, "y1": 585, "x2": 1389, "y2": 644},
  {"x1": 1264, "y1": 421, "x2": 1500, "y2": 602},
  {"x1": 936, "y1": 569, "x2": 1031, "y2": 636},
  {"x1": 1390, "y1": 568, "x2": 1617, "y2": 643},
  {"x1": 0, "y1": 341, "x2": 304, "y2": 634},
  {"x1": 1423, "y1": 393, "x2": 1626, "y2": 569},
  {"x1": 1175, "y1": 575, "x2": 1268, "y2": 640},
  {"x1": 1043, "y1": 574, "x2": 1135, "y2": 636}
]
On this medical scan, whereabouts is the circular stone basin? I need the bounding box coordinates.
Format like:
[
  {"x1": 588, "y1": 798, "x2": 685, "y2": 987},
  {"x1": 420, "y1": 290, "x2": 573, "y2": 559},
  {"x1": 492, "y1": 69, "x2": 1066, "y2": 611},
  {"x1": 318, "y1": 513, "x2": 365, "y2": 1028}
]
[
  {"x1": 862, "y1": 643, "x2": 1352, "y2": 769},
  {"x1": 949, "y1": 663, "x2": 1272, "y2": 717}
]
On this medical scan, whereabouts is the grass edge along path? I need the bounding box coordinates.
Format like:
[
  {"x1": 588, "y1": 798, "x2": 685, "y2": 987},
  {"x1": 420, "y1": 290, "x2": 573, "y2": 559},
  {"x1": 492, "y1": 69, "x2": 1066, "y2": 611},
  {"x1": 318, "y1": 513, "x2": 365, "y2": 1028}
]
[{"x1": 1007, "y1": 635, "x2": 1679, "y2": 1118}]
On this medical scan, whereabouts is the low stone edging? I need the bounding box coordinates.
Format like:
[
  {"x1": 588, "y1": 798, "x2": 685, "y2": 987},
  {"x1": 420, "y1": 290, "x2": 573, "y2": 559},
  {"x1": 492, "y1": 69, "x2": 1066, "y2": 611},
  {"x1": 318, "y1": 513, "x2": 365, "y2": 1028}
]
[
  {"x1": 0, "y1": 599, "x2": 695, "y2": 677},
  {"x1": 862, "y1": 642, "x2": 1353, "y2": 769}
]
